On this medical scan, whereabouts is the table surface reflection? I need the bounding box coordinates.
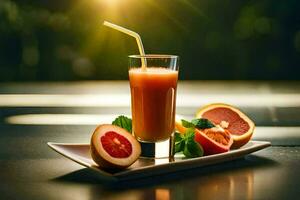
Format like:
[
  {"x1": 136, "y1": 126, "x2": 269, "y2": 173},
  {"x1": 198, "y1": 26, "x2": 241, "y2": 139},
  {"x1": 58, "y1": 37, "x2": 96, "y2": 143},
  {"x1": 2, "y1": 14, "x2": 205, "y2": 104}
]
[{"x1": 0, "y1": 81, "x2": 299, "y2": 200}]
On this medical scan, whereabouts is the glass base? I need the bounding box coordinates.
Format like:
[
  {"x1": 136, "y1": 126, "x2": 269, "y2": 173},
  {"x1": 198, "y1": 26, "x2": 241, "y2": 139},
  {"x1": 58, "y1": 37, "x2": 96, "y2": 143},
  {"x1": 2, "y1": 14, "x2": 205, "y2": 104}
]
[{"x1": 139, "y1": 133, "x2": 174, "y2": 158}]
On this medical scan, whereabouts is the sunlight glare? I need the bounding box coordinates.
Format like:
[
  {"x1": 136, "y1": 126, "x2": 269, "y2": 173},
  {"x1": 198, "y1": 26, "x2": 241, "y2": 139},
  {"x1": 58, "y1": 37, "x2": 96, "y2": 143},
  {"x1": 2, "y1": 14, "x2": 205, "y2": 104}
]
[
  {"x1": 5, "y1": 114, "x2": 121, "y2": 125},
  {"x1": 96, "y1": 0, "x2": 123, "y2": 7},
  {"x1": 0, "y1": 94, "x2": 299, "y2": 107}
]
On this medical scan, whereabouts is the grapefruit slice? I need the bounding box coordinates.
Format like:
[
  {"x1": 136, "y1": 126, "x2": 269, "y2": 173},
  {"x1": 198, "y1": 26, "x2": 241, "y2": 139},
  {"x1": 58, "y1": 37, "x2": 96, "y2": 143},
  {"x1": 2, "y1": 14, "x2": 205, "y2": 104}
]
[
  {"x1": 196, "y1": 103, "x2": 255, "y2": 149},
  {"x1": 195, "y1": 126, "x2": 233, "y2": 155},
  {"x1": 90, "y1": 124, "x2": 141, "y2": 169},
  {"x1": 175, "y1": 119, "x2": 187, "y2": 135}
]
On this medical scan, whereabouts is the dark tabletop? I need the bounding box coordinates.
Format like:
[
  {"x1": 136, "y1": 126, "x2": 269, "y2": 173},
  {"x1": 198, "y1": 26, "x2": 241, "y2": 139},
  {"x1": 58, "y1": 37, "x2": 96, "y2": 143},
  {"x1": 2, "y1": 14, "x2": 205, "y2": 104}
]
[{"x1": 0, "y1": 81, "x2": 299, "y2": 200}]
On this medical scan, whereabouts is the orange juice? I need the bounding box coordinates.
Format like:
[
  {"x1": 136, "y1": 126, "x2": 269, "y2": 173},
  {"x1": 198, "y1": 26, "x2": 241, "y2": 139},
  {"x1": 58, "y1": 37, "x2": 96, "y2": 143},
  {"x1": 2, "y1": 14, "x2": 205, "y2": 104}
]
[{"x1": 129, "y1": 67, "x2": 178, "y2": 142}]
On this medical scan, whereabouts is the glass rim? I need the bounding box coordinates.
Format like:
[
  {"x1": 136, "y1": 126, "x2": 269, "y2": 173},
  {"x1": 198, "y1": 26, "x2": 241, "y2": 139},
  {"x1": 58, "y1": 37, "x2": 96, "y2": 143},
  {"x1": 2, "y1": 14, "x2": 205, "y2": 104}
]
[{"x1": 128, "y1": 54, "x2": 179, "y2": 59}]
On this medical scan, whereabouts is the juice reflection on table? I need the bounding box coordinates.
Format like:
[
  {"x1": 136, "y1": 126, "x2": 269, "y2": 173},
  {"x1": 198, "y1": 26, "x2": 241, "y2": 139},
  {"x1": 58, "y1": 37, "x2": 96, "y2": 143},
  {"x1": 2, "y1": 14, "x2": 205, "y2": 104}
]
[{"x1": 129, "y1": 67, "x2": 178, "y2": 142}]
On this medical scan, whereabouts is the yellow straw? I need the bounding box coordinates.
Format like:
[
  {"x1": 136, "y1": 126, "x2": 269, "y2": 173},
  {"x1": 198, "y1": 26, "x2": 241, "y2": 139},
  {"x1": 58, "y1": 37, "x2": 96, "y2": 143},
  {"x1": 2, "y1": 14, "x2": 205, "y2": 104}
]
[{"x1": 103, "y1": 21, "x2": 147, "y2": 69}]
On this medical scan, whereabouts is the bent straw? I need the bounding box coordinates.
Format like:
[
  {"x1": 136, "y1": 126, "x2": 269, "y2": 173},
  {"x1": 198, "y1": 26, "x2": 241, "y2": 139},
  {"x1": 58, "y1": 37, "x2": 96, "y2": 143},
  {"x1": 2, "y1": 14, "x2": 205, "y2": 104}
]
[{"x1": 103, "y1": 21, "x2": 147, "y2": 69}]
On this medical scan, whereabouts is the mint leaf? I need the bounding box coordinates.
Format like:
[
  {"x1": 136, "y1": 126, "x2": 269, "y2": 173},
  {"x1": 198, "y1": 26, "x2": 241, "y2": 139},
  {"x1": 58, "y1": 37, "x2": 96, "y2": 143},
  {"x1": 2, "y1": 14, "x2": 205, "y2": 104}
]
[
  {"x1": 181, "y1": 119, "x2": 195, "y2": 128},
  {"x1": 181, "y1": 118, "x2": 215, "y2": 129},
  {"x1": 174, "y1": 132, "x2": 183, "y2": 142},
  {"x1": 191, "y1": 118, "x2": 215, "y2": 129},
  {"x1": 183, "y1": 131, "x2": 203, "y2": 158},
  {"x1": 112, "y1": 115, "x2": 132, "y2": 133},
  {"x1": 175, "y1": 140, "x2": 185, "y2": 153},
  {"x1": 185, "y1": 128, "x2": 196, "y2": 139},
  {"x1": 174, "y1": 128, "x2": 204, "y2": 158},
  {"x1": 174, "y1": 132, "x2": 184, "y2": 153},
  {"x1": 183, "y1": 137, "x2": 203, "y2": 158}
]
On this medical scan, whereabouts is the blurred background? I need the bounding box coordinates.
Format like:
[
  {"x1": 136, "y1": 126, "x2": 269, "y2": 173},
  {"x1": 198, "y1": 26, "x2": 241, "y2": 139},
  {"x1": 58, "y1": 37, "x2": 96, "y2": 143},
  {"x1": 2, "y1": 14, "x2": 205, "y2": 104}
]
[
  {"x1": 0, "y1": 2, "x2": 300, "y2": 199},
  {"x1": 0, "y1": 0, "x2": 299, "y2": 81}
]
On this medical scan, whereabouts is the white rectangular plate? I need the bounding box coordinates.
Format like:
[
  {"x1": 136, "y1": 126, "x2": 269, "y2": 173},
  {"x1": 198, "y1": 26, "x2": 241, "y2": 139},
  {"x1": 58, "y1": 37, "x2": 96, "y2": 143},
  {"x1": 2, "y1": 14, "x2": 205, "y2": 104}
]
[{"x1": 47, "y1": 141, "x2": 271, "y2": 182}]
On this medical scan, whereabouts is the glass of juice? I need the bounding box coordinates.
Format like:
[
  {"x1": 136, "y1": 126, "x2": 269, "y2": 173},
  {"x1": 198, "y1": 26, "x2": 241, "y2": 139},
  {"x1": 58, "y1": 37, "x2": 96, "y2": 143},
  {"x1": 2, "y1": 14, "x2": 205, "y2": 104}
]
[{"x1": 129, "y1": 55, "x2": 179, "y2": 158}]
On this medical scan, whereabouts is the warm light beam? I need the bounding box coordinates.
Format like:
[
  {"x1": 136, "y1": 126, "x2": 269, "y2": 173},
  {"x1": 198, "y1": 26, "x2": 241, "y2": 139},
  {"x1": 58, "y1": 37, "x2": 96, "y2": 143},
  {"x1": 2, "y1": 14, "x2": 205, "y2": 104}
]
[
  {"x1": 5, "y1": 114, "x2": 121, "y2": 125},
  {"x1": 0, "y1": 94, "x2": 299, "y2": 107}
]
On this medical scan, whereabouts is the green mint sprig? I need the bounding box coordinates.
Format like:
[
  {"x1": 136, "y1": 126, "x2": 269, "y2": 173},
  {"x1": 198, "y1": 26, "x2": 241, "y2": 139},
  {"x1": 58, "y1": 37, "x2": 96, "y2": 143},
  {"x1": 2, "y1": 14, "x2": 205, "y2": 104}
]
[
  {"x1": 175, "y1": 118, "x2": 215, "y2": 158},
  {"x1": 112, "y1": 115, "x2": 132, "y2": 133},
  {"x1": 182, "y1": 118, "x2": 215, "y2": 129},
  {"x1": 174, "y1": 128, "x2": 203, "y2": 158}
]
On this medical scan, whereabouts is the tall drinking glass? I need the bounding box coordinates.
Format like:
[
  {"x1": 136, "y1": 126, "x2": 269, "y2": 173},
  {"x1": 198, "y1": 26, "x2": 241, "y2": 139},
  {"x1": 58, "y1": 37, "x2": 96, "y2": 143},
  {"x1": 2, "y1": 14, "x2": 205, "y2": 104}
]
[{"x1": 128, "y1": 55, "x2": 179, "y2": 158}]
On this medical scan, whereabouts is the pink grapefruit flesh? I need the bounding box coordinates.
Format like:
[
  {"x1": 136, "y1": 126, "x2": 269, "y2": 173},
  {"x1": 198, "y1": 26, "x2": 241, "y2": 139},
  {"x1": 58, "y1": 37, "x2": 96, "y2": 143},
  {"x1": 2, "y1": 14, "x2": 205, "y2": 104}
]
[
  {"x1": 101, "y1": 131, "x2": 132, "y2": 158},
  {"x1": 90, "y1": 124, "x2": 141, "y2": 169},
  {"x1": 201, "y1": 107, "x2": 250, "y2": 136},
  {"x1": 196, "y1": 103, "x2": 255, "y2": 149}
]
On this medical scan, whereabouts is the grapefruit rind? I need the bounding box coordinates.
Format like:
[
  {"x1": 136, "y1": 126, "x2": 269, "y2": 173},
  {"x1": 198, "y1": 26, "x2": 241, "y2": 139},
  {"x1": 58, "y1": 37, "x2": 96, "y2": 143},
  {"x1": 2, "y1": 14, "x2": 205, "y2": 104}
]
[{"x1": 196, "y1": 103, "x2": 255, "y2": 149}]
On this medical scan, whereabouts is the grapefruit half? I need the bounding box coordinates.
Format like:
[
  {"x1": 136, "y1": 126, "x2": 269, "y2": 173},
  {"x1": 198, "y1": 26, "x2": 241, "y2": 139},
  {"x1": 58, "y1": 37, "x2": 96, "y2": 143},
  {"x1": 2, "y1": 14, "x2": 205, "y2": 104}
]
[
  {"x1": 90, "y1": 124, "x2": 141, "y2": 169},
  {"x1": 196, "y1": 103, "x2": 255, "y2": 149}
]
